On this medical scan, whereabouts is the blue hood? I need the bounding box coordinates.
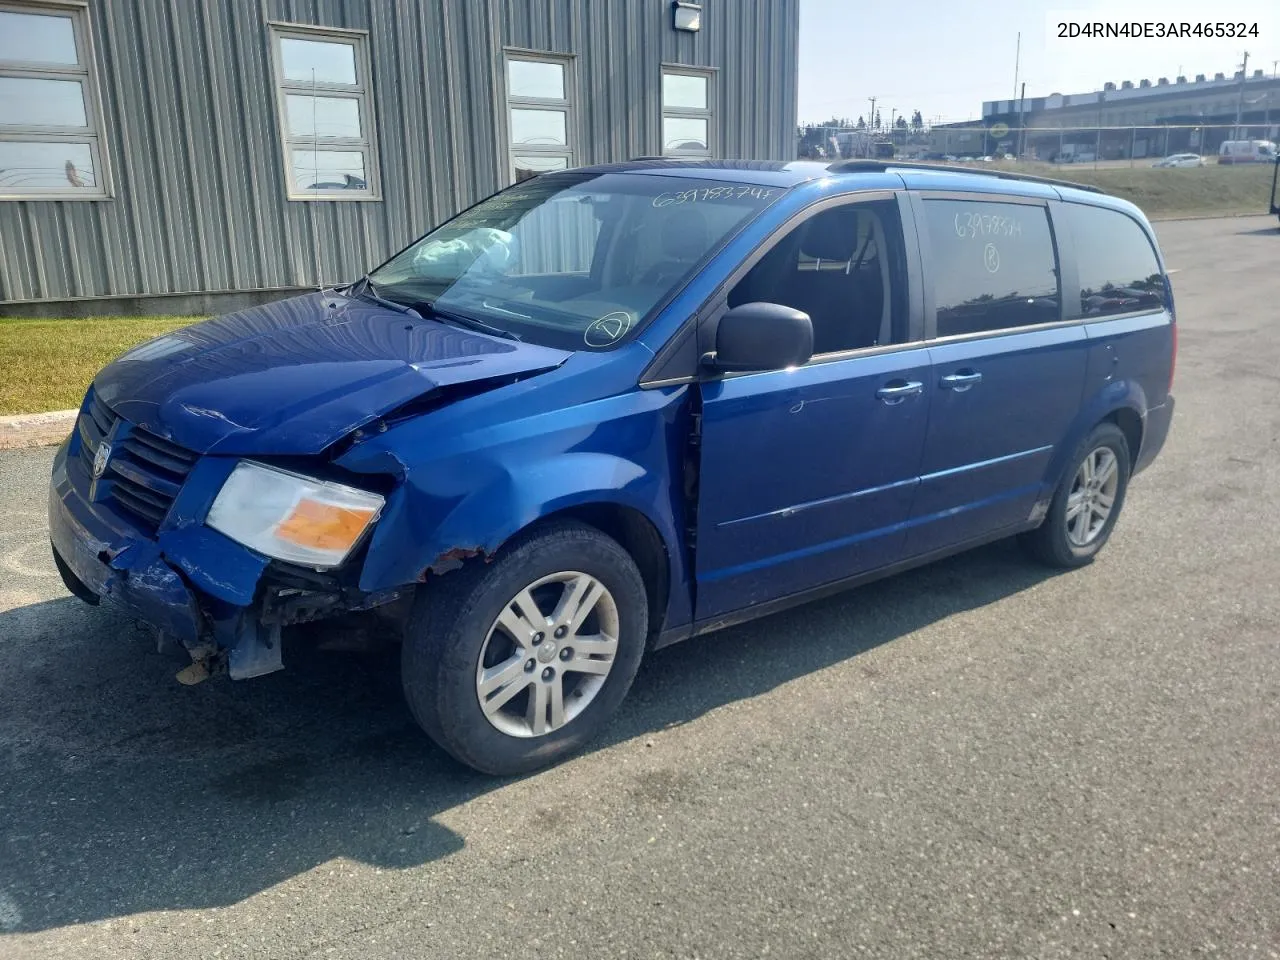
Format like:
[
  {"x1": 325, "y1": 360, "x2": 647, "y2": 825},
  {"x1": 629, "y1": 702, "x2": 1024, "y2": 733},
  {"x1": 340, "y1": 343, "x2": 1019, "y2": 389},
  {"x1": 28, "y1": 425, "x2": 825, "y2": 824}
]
[{"x1": 92, "y1": 292, "x2": 570, "y2": 456}]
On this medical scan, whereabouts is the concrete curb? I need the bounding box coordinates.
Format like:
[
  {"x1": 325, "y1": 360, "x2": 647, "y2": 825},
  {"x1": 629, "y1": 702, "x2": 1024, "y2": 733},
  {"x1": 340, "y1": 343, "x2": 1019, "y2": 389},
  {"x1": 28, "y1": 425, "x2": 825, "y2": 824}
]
[{"x1": 0, "y1": 409, "x2": 77, "y2": 451}]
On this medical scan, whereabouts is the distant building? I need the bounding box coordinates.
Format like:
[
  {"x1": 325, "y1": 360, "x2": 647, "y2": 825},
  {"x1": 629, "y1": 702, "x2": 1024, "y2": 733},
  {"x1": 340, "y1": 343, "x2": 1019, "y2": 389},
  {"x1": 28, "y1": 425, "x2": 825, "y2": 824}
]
[
  {"x1": 983, "y1": 70, "x2": 1280, "y2": 161},
  {"x1": 924, "y1": 123, "x2": 986, "y2": 158},
  {"x1": 0, "y1": 0, "x2": 799, "y2": 316}
]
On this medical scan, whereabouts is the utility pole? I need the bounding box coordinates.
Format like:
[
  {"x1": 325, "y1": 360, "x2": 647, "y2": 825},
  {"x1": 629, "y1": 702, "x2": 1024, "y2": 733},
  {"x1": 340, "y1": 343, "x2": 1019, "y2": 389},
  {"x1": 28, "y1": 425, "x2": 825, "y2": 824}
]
[
  {"x1": 1017, "y1": 81, "x2": 1026, "y2": 158},
  {"x1": 1012, "y1": 31, "x2": 1020, "y2": 101},
  {"x1": 868, "y1": 96, "x2": 877, "y2": 137},
  {"x1": 1234, "y1": 50, "x2": 1249, "y2": 139}
]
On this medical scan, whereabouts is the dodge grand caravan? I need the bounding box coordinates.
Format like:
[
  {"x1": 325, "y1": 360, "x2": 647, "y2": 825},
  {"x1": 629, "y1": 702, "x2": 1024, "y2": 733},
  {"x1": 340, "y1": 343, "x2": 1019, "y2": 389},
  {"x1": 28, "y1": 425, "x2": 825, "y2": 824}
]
[{"x1": 50, "y1": 159, "x2": 1176, "y2": 774}]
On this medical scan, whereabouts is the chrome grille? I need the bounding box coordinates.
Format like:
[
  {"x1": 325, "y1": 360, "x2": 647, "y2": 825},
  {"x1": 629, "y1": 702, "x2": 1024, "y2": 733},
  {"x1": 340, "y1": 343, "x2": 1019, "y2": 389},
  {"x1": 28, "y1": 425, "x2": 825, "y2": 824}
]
[{"x1": 77, "y1": 392, "x2": 198, "y2": 532}]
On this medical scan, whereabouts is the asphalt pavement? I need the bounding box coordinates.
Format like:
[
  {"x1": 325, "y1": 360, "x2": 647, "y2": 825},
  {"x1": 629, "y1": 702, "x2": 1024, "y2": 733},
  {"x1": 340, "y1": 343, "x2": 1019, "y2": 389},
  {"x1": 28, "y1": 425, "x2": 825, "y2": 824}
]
[{"x1": 2, "y1": 215, "x2": 1278, "y2": 959}]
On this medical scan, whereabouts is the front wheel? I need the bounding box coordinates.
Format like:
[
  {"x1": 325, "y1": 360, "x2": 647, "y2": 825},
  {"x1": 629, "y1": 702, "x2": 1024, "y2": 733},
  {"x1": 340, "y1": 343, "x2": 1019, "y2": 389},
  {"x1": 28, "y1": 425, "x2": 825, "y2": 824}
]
[
  {"x1": 401, "y1": 520, "x2": 648, "y2": 775},
  {"x1": 1021, "y1": 422, "x2": 1131, "y2": 568}
]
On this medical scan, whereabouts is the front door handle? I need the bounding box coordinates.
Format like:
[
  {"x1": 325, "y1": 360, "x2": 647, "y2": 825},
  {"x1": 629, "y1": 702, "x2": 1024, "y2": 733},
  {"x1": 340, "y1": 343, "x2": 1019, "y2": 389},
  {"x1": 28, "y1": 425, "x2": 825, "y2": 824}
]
[
  {"x1": 876, "y1": 380, "x2": 924, "y2": 404},
  {"x1": 940, "y1": 370, "x2": 983, "y2": 391}
]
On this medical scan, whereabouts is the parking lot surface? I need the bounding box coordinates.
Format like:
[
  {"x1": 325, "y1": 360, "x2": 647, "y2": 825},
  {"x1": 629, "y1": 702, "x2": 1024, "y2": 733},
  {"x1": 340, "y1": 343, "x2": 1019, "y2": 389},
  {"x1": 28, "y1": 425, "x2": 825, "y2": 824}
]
[{"x1": 2, "y1": 216, "x2": 1278, "y2": 959}]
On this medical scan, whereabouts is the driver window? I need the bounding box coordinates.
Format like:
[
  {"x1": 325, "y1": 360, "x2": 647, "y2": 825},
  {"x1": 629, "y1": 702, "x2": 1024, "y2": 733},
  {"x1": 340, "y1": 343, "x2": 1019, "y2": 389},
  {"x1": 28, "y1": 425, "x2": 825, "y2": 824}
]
[{"x1": 727, "y1": 199, "x2": 909, "y2": 355}]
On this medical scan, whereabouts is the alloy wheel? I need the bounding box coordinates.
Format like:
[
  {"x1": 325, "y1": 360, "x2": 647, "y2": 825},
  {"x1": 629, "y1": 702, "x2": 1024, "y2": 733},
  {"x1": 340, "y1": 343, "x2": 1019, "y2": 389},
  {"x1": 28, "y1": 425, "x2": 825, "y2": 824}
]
[
  {"x1": 1065, "y1": 446, "x2": 1120, "y2": 547},
  {"x1": 475, "y1": 572, "x2": 619, "y2": 738}
]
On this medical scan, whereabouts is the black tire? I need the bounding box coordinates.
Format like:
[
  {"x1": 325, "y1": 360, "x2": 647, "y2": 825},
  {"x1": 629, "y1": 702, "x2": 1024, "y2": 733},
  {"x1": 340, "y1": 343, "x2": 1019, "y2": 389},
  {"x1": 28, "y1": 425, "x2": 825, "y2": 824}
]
[
  {"x1": 401, "y1": 520, "x2": 648, "y2": 776},
  {"x1": 1021, "y1": 422, "x2": 1132, "y2": 569}
]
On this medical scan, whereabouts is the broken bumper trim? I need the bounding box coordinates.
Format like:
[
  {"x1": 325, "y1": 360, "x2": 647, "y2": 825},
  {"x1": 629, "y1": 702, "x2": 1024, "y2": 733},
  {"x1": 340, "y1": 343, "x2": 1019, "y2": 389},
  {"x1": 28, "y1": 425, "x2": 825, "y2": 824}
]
[{"x1": 49, "y1": 485, "x2": 203, "y2": 647}]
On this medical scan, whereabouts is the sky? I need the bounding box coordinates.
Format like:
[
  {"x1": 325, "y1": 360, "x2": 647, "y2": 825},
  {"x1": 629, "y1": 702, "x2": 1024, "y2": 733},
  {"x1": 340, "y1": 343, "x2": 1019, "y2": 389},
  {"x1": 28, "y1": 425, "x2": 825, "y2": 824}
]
[{"x1": 798, "y1": 0, "x2": 1280, "y2": 124}]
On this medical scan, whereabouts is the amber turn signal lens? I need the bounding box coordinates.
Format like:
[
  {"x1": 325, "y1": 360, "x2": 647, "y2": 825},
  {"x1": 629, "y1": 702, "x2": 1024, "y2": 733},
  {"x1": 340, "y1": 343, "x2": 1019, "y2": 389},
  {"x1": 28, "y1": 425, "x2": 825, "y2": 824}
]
[
  {"x1": 207, "y1": 461, "x2": 386, "y2": 569},
  {"x1": 276, "y1": 499, "x2": 377, "y2": 551}
]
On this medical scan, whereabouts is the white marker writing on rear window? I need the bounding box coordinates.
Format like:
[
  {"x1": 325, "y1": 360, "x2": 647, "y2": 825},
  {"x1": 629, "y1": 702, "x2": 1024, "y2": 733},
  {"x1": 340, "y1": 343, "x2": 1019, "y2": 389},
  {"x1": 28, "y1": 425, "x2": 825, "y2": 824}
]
[{"x1": 954, "y1": 211, "x2": 1022, "y2": 240}]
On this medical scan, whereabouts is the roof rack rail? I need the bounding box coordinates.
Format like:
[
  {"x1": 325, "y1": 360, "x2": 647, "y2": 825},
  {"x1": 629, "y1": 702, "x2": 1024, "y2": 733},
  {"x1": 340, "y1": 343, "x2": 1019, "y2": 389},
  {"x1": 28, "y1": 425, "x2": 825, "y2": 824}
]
[{"x1": 826, "y1": 159, "x2": 1105, "y2": 194}]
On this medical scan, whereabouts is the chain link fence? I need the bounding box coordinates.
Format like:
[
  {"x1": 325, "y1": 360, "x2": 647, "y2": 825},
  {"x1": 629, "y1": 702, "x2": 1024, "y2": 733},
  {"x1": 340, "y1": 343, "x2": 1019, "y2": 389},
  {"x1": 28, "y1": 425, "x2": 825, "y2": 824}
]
[{"x1": 797, "y1": 122, "x2": 1280, "y2": 168}]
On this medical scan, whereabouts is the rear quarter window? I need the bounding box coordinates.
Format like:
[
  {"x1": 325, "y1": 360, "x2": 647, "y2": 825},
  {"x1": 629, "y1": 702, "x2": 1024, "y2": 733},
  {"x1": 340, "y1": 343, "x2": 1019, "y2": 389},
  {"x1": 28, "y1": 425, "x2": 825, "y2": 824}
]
[
  {"x1": 921, "y1": 198, "x2": 1061, "y2": 338},
  {"x1": 1059, "y1": 203, "x2": 1167, "y2": 318}
]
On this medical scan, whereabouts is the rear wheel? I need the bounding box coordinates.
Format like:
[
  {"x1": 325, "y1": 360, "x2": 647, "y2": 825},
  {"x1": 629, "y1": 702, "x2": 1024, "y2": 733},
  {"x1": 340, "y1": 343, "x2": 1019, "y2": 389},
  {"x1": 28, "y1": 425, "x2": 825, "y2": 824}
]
[
  {"x1": 401, "y1": 520, "x2": 648, "y2": 775},
  {"x1": 1021, "y1": 422, "x2": 1131, "y2": 568}
]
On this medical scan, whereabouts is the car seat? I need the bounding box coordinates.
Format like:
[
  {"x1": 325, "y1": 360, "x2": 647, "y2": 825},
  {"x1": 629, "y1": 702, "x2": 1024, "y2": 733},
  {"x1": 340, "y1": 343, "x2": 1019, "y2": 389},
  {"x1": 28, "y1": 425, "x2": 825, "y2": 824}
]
[{"x1": 639, "y1": 209, "x2": 711, "y2": 288}]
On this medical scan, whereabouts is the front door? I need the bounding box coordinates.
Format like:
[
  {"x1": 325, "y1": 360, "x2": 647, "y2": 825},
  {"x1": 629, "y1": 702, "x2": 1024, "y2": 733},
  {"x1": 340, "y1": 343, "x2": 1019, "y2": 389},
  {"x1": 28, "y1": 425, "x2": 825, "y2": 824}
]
[
  {"x1": 693, "y1": 195, "x2": 931, "y2": 624},
  {"x1": 905, "y1": 194, "x2": 1089, "y2": 556}
]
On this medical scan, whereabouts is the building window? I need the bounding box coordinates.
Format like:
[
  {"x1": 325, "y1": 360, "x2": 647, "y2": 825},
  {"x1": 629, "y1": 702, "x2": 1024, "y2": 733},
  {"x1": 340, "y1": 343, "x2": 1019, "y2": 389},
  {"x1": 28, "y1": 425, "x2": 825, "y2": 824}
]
[
  {"x1": 504, "y1": 53, "x2": 574, "y2": 182},
  {"x1": 0, "y1": 2, "x2": 109, "y2": 199},
  {"x1": 269, "y1": 24, "x2": 377, "y2": 200},
  {"x1": 661, "y1": 66, "x2": 713, "y2": 157}
]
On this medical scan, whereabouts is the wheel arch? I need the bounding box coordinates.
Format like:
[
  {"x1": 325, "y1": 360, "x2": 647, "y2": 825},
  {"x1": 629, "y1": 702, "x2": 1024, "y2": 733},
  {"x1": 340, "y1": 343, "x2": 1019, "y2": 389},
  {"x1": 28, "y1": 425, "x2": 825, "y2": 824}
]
[
  {"x1": 426, "y1": 497, "x2": 678, "y2": 646},
  {"x1": 359, "y1": 449, "x2": 691, "y2": 640},
  {"x1": 1104, "y1": 406, "x2": 1143, "y2": 462},
  {"x1": 533, "y1": 503, "x2": 671, "y2": 647},
  {"x1": 1037, "y1": 381, "x2": 1150, "y2": 510}
]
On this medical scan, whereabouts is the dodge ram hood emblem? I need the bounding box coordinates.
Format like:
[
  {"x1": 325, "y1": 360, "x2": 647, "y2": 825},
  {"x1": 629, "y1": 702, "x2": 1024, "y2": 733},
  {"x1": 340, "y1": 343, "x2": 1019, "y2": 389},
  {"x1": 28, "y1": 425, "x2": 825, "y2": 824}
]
[{"x1": 92, "y1": 441, "x2": 112, "y2": 479}]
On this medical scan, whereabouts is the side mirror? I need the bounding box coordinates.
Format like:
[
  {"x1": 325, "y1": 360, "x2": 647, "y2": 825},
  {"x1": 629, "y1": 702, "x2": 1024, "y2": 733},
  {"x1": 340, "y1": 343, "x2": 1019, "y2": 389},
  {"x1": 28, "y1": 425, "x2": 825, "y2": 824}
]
[{"x1": 707, "y1": 302, "x2": 814, "y2": 372}]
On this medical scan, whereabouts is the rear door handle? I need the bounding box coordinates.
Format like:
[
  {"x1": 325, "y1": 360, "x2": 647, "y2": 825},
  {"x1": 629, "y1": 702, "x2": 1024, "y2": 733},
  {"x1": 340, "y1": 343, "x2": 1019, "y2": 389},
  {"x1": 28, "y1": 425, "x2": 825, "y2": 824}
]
[
  {"x1": 940, "y1": 370, "x2": 983, "y2": 391},
  {"x1": 876, "y1": 380, "x2": 924, "y2": 404}
]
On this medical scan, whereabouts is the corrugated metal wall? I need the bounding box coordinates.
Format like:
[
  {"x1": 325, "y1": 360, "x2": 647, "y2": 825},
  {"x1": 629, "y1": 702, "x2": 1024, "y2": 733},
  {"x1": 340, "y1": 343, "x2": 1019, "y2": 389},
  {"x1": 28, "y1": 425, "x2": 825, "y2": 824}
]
[{"x1": 0, "y1": 0, "x2": 798, "y2": 306}]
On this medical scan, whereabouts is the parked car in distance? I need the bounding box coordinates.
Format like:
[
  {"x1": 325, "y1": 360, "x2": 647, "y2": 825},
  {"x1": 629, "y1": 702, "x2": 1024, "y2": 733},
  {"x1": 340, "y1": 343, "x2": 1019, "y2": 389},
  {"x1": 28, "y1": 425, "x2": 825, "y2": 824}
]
[
  {"x1": 50, "y1": 159, "x2": 1177, "y2": 775},
  {"x1": 1218, "y1": 139, "x2": 1278, "y2": 164},
  {"x1": 1153, "y1": 153, "x2": 1205, "y2": 168}
]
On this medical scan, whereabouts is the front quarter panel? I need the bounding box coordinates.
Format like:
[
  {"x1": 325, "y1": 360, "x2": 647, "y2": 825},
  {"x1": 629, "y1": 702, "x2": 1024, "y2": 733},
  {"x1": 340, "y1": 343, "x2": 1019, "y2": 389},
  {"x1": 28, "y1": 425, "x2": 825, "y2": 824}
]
[{"x1": 337, "y1": 378, "x2": 694, "y2": 633}]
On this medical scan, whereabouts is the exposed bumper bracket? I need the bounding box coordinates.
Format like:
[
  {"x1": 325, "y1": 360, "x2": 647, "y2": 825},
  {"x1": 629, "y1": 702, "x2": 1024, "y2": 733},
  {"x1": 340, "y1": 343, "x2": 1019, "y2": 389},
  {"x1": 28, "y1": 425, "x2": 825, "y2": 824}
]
[{"x1": 227, "y1": 619, "x2": 284, "y2": 680}]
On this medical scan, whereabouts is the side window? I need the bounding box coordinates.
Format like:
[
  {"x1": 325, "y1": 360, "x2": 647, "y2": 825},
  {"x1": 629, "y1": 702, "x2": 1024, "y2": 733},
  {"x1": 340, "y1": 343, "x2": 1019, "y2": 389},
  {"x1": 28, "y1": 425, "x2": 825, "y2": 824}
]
[
  {"x1": 727, "y1": 200, "x2": 909, "y2": 354},
  {"x1": 1060, "y1": 203, "x2": 1167, "y2": 318},
  {"x1": 920, "y1": 199, "x2": 1060, "y2": 337}
]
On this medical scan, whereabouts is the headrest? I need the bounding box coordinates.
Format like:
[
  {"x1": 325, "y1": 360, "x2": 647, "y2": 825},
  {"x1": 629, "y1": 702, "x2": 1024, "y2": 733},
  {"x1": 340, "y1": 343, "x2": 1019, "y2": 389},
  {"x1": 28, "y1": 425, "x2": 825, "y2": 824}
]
[{"x1": 801, "y1": 209, "x2": 859, "y2": 262}]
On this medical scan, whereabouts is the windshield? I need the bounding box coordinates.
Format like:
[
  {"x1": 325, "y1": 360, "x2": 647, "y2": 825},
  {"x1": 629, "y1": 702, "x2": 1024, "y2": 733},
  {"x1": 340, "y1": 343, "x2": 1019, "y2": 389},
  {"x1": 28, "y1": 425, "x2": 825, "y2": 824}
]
[{"x1": 365, "y1": 172, "x2": 783, "y2": 350}]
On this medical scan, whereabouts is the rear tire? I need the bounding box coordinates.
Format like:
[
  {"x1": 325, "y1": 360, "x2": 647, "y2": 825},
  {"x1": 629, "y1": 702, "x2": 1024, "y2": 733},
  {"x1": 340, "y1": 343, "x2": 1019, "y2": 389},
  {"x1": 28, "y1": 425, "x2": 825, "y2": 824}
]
[
  {"x1": 401, "y1": 520, "x2": 648, "y2": 776},
  {"x1": 1021, "y1": 422, "x2": 1131, "y2": 569}
]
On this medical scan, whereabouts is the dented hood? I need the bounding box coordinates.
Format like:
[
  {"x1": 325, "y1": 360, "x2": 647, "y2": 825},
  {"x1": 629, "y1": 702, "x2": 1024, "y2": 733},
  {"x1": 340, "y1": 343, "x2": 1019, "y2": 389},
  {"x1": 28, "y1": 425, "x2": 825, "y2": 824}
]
[{"x1": 92, "y1": 292, "x2": 569, "y2": 455}]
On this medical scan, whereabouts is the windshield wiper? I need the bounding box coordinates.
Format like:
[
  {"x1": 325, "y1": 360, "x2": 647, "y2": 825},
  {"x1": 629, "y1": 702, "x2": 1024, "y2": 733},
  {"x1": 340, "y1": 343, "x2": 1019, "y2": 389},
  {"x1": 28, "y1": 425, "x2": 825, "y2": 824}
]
[
  {"x1": 347, "y1": 275, "x2": 423, "y2": 318},
  {"x1": 413, "y1": 301, "x2": 524, "y2": 342},
  {"x1": 347, "y1": 277, "x2": 522, "y2": 342}
]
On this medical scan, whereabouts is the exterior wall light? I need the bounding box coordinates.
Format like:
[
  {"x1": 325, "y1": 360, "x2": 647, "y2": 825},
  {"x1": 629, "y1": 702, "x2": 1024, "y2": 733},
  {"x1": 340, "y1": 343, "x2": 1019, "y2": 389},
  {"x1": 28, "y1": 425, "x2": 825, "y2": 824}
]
[{"x1": 673, "y1": 2, "x2": 702, "y2": 32}]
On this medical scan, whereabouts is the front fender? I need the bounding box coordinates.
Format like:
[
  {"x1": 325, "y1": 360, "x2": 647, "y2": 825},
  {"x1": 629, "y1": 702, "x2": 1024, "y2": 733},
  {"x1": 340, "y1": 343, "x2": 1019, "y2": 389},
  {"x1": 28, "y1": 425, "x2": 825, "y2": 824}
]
[
  {"x1": 416, "y1": 450, "x2": 677, "y2": 574},
  {"x1": 344, "y1": 384, "x2": 694, "y2": 632}
]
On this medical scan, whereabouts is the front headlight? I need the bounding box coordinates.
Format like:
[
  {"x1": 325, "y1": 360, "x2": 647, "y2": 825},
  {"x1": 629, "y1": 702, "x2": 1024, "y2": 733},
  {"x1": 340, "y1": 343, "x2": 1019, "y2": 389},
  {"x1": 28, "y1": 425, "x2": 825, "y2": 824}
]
[{"x1": 206, "y1": 462, "x2": 385, "y2": 569}]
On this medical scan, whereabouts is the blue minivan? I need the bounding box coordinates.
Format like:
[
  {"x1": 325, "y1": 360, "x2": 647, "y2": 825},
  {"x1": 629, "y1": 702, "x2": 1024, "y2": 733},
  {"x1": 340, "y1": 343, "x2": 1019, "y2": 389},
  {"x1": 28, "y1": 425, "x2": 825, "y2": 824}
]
[{"x1": 49, "y1": 159, "x2": 1176, "y2": 774}]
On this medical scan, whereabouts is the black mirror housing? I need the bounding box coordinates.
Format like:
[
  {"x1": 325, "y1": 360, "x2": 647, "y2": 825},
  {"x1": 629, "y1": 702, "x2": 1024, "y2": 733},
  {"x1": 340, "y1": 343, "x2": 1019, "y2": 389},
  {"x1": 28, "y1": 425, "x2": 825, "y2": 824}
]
[{"x1": 709, "y1": 302, "x2": 814, "y2": 372}]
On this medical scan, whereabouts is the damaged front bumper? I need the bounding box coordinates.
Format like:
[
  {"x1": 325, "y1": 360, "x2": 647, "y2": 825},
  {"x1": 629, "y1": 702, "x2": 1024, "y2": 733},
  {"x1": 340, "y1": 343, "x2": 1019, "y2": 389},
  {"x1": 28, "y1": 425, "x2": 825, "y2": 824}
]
[{"x1": 49, "y1": 438, "x2": 399, "y2": 680}]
